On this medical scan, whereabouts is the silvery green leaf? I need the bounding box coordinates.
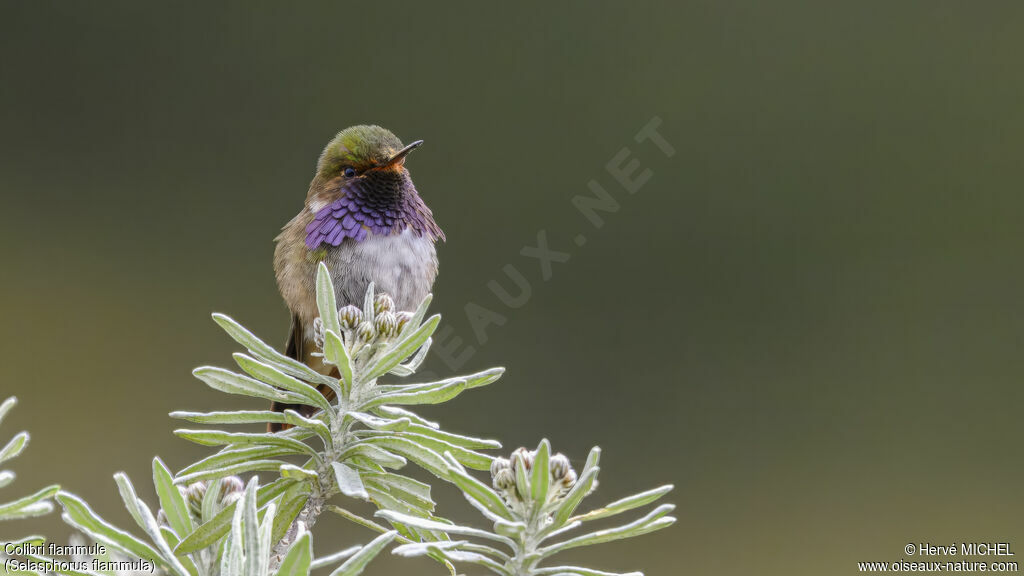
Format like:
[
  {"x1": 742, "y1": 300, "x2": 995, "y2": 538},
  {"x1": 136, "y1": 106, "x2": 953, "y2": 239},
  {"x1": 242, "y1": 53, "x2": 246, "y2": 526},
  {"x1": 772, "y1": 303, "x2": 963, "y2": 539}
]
[
  {"x1": 180, "y1": 445, "x2": 300, "y2": 477},
  {"x1": 0, "y1": 396, "x2": 16, "y2": 426},
  {"x1": 326, "y1": 505, "x2": 394, "y2": 536},
  {"x1": 322, "y1": 330, "x2": 352, "y2": 394},
  {"x1": 0, "y1": 431, "x2": 29, "y2": 465},
  {"x1": 173, "y1": 430, "x2": 319, "y2": 460},
  {"x1": 443, "y1": 455, "x2": 514, "y2": 522},
  {"x1": 362, "y1": 378, "x2": 467, "y2": 409},
  {"x1": 176, "y1": 498, "x2": 242, "y2": 555},
  {"x1": 234, "y1": 353, "x2": 336, "y2": 415},
  {"x1": 338, "y1": 443, "x2": 407, "y2": 470},
  {"x1": 391, "y1": 540, "x2": 467, "y2": 557},
  {"x1": 362, "y1": 315, "x2": 441, "y2": 381},
  {"x1": 514, "y1": 451, "x2": 531, "y2": 502},
  {"x1": 271, "y1": 483, "x2": 311, "y2": 546},
  {"x1": 532, "y1": 439, "x2": 551, "y2": 506},
  {"x1": 404, "y1": 294, "x2": 433, "y2": 336},
  {"x1": 571, "y1": 485, "x2": 674, "y2": 523},
  {"x1": 275, "y1": 529, "x2": 313, "y2": 576},
  {"x1": 362, "y1": 281, "x2": 376, "y2": 322},
  {"x1": 309, "y1": 545, "x2": 361, "y2": 570},
  {"x1": 192, "y1": 366, "x2": 303, "y2": 404},
  {"x1": 0, "y1": 484, "x2": 58, "y2": 519},
  {"x1": 544, "y1": 520, "x2": 582, "y2": 541},
  {"x1": 138, "y1": 495, "x2": 193, "y2": 576},
  {"x1": 202, "y1": 478, "x2": 227, "y2": 524},
  {"x1": 259, "y1": 477, "x2": 301, "y2": 506},
  {"x1": 57, "y1": 491, "x2": 164, "y2": 566},
  {"x1": 493, "y1": 519, "x2": 527, "y2": 538},
  {"x1": 153, "y1": 457, "x2": 194, "y2": 538},
  {"x1": 242, "y1": 479, "x2": 261, "y2": 576},
  {"x1": 377, "y1": 367, "x2": 504, "y2": 395},
  {"x1": 539, "y1": 505, "x2": 676, "y2": 557},
  {"x1": 404, "y1": 432, "x2": 493, "y2": 470},
  {"x1": 551, "y1": 448, "x2": 601, "y2": 527},
  {"x1": 280, "y1": 464, "x2": 319, "y2": 484},
  {"x1": 402, "y1": 424, "x2": 501, "y2": 450},
  {"x1": 0, "y1": 470, "x2": 14, "y2": 489},
  {"x1": 366, "y1": 486, "x2": 431, "y2": 521},
  {"x1": 372, "y1": 367, "x2": 505, "y2": 407},
  {"x1": 114, "y1": 472, "x2": 191, "y2": 576},
  {"x1": 282, "y1": 410, "x2": 333, "y2": 445},
  {"x1": 422, "y1": 547, "x2": 512, "y2": 576},
  {"x1": 224, "y1": 492, "x2": 245, "y2": 576},
  {"x1": 360, "y1": 472, "x2": 433, "y2": 509},
  {"x1": 375, "y1": 510, "x2": 514, "y2": 547},
  {"x1": 348, "y1": 411, "x2": 411, "y2": 431},
  {"x1": 113, "y1": 473, "x2": 147, "y2": 531},
  {"x1": 355, "y1": 437, "x2": 448, "y2": 478},
  {"x1": 177, "y1": 460, "x2": 289, "y2": 485},
  {"x1": 171, "y1": 410, "x2": 291, "y2": 425},
  {"x1": 373, "y1": 406, "x2": 439, "y2": 429},
  {"x1": 534, "y1": 568, "x2": 643, "y2": 576},
  {"x1": 211, "y1": 313, "x2": 336, "y2": 389},
  {"x1": 316, "y1": 262, "x2": 342, "y2": 335},
  {"x1": 332, "y1": 462, "x2": 369, "y2": 500},
  {"x1": 329, "y1": 531, "x2": 397, "y2": 576},
  {"x1": 159, "y1": 526, "x2": 200, "y2": 576},
  {"x1": 0, "y1": 501, "x2": 53, "y2": 520},
  {"x1": 388, "y1": 337, "x2": 432, "y2": 376}
]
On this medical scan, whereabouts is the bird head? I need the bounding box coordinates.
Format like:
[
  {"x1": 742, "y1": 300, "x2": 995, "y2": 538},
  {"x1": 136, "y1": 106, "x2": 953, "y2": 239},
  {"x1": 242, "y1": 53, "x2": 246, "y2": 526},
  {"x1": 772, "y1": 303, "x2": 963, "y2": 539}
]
[
  {"x1": 316, "y1": 125, "x2": 422, "y2": 182},
  {"x1": 303, "y1": 125, "x2": 443, "y2": 248}
]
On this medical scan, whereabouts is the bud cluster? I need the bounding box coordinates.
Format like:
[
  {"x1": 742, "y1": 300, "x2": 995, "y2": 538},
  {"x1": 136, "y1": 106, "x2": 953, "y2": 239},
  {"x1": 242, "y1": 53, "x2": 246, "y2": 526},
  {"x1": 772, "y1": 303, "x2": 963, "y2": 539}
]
[
  {"x1": 157, "y1": 476, "x2": 245, "y2": 527},
  {"x1": 311, "y1": 293, "x2": 413, "y2": 353},
  {"x1": 490, "y1": 447, "x2": 578, "y2": 517}
]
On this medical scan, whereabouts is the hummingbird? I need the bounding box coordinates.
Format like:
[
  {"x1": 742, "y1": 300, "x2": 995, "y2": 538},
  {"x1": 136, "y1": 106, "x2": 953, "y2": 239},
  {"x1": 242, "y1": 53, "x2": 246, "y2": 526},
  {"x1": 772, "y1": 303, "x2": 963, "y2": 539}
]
[{"x1": 270, "y1": 125, "x2": 444, "y2": 429}]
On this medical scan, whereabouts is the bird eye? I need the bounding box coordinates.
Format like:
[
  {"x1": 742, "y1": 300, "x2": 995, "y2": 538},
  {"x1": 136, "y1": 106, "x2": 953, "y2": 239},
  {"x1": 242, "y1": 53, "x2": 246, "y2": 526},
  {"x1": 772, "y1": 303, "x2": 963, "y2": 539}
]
[{"x1": 343, "y1": 167, "x2": 356, "y2": 178}]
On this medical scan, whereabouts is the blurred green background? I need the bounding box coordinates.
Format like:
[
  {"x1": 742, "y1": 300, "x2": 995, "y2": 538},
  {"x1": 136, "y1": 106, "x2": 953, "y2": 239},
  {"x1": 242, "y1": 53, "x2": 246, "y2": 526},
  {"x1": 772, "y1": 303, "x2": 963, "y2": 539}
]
[{"x1": 2, "y1": 2, "x2": 1023, "y2": 575}]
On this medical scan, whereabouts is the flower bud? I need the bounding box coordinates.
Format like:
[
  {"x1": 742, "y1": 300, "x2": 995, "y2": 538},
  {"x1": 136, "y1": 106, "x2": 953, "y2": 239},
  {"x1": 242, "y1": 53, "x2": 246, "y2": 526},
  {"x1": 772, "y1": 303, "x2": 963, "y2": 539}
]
[
  {"x1": 395, "y1": 311, "x2": 413, "y2": 332},
  {"x1": 219, "y1": 476, "x2": 245, "y2": 500},
  {"x1": 492, "y1": 468, "x2": 516, "y2": 492},
  {"x1": 549, "y1": 453, "x2": 572, "y2": 482},
  {"x1": 510, "y1": 447, "x2": 533, "y2": 472},
  {"x1": 374, "y1": 312, "x2": 399, "y2": 339},
  {"x1": 221, "y1": 491, "x2": 242, "y2": 508},
  {"x1": 490, "y1": 457, "x2": 511, "y2": 478},
  {"x1": 339, "y1": 305, "x2": 363, "y2": 329},
  {"x1": 562, "y1": 469, "x2": 578, "y2": 490},
  {"x1": 374, "y1": 293, "x2": 395, "y2": 315},
  {"x1": 355, "y1": 321, "x2": 376, "y2": 343},
  {"x1": 185, "y1": 481, "x2": 207, "y2": 511}
]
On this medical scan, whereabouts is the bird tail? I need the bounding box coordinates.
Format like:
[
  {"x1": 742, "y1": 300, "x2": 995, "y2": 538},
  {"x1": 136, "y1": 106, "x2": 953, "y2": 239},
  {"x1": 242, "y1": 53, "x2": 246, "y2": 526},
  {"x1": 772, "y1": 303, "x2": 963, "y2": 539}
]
[{"x1": 269, "y1": 315, "x2": 337, "y2": 432}]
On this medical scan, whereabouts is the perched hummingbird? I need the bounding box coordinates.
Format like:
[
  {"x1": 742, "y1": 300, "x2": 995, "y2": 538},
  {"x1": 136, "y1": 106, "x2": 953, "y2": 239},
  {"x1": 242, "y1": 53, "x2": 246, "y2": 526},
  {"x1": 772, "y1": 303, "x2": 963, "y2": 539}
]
[{"x1": 270, "y1": 126, "x2": 444, "y2": 428}]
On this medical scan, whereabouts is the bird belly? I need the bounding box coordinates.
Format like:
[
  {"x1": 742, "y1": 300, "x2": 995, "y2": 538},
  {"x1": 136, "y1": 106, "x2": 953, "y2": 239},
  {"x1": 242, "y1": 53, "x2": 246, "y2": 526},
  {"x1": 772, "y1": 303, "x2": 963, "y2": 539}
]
[{"x1": 322, "y1": 228, "x2": 438, "y2": 318}]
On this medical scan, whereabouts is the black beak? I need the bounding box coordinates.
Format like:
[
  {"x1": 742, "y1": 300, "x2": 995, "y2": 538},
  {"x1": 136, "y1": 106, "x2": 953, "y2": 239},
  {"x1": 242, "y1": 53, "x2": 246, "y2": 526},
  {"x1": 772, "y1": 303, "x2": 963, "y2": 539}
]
[{"x1": 382, "y1": 140, "x2": 423, "y2": 168}]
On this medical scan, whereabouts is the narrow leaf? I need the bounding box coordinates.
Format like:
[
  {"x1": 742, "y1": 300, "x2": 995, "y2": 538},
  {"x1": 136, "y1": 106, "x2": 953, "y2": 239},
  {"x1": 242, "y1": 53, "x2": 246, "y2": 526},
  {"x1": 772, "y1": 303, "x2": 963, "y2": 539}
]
[
  {"x1": 316, "y1": 262, "x2": 342, "y2": 335},
  {"x1": 153, "y1": 458, "x2": 194, "y2": 538},
  {"x1": 362, "y1": 315, "x2": 441, "y2": 381},
  {"x1": 332, "y1": 462, "x2": 368, "y2": 500},
  {"x1": 571, "y1": 485, "x2": 674, "y2": 523},
  {"x1": 532, "y1": 439, "x2": 551, "y2": 507},
  {"x1": 329, "y1": 531, "x2": 397, "y2": 576}
]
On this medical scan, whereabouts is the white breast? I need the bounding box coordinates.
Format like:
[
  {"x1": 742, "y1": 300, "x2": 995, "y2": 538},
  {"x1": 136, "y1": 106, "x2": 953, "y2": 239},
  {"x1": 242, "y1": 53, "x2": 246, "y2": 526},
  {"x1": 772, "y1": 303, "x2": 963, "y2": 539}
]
[{"x1": 324, "y1": 229, "x2": 439, "y2": 313}]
